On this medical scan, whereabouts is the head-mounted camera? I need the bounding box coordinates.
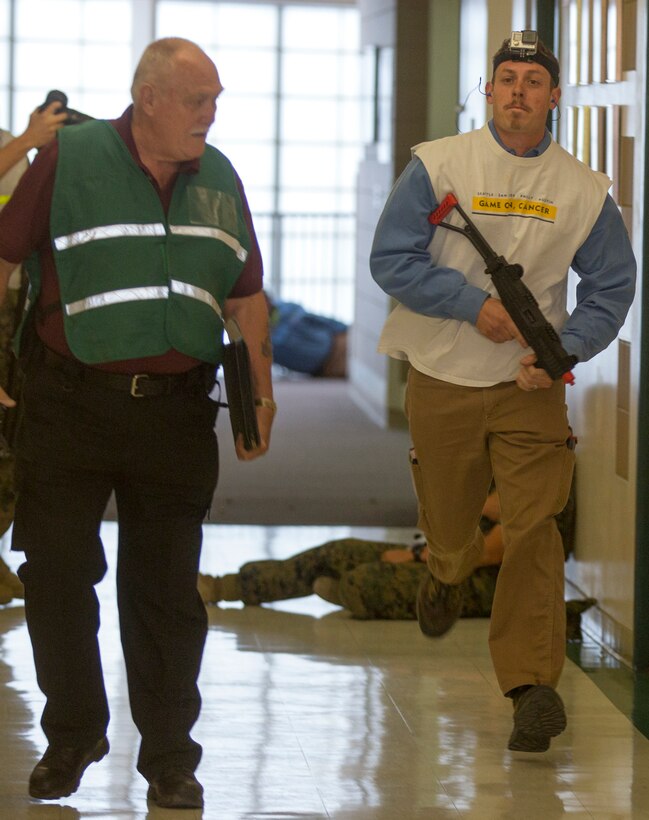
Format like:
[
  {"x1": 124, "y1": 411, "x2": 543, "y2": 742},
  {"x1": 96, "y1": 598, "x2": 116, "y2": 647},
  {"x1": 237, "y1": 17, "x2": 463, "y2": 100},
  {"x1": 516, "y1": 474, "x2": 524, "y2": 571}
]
[
  {"x1": 509, "y1": 30, "x2": 539, "y2": 58},
  {"x1": 493, "y1": 30, "x2": 560, "y2": 87}
]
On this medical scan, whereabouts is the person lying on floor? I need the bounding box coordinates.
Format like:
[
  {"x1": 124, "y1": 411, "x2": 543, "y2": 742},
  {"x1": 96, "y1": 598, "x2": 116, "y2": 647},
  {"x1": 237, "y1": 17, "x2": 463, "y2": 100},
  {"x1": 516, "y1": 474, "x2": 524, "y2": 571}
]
[
  {"x1": 198, "y1": 484, "x2": 594, "y2": 641},
  {"x1": 265, "y1": 291, "x2": 348, "y2": 378}
]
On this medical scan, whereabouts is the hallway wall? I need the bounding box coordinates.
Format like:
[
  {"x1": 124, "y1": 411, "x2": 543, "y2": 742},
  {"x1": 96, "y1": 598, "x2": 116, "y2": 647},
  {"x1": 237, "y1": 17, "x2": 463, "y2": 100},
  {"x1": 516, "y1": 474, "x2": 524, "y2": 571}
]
[
  {"x1": 557, "y1": 0, "x2": 646, "y2": 666},
  {"x1": 350, "y1": 0, "x2": 460, "y2": 427},
  {"x1": 453, "y1": 0, "x2": 647, "y2": 670}
]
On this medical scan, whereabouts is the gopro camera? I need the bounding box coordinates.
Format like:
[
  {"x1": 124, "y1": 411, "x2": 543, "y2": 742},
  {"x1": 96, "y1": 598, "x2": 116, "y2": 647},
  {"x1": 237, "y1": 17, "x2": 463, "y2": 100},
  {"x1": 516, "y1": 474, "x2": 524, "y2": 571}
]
[{"x1": 508, "y1": 30, "x2": 539, "y2": 59}]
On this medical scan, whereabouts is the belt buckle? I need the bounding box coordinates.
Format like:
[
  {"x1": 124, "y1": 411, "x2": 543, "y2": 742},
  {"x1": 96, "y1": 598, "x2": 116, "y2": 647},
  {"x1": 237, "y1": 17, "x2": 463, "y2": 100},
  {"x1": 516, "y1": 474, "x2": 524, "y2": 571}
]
[{"x1": 130, "y1": 373, "x2": 149, "y2": 398}]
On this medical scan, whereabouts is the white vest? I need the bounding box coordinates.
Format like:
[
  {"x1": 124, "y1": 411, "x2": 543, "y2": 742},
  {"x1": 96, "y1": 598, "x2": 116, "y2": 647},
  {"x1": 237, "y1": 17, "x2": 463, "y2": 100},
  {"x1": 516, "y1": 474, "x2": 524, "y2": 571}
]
[{"x1": 378, "y1": 124, "x2": 611, "y2": 386}]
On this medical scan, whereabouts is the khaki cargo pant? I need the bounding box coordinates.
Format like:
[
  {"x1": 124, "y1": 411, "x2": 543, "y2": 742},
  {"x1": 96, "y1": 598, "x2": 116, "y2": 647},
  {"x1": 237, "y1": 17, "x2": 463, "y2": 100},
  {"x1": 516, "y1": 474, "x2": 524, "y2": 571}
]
[{"x1": 405, "y1": 366, "x2": 574, "y2": 695}]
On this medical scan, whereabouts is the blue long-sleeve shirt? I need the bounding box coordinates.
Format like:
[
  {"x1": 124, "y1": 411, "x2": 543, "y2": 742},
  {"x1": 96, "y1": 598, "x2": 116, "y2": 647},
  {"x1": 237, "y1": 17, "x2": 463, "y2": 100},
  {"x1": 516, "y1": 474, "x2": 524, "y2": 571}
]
[{"x1": 370, "y1": 123, "x2": 636, "y2": 363}]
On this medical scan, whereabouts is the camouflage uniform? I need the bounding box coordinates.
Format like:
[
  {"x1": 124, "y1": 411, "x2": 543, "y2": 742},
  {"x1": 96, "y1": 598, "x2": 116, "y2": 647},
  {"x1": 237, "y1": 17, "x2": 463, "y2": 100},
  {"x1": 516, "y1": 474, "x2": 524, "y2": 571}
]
[
  {"x1": 235, "y1": 537, "x2": 506, "y2": 620},
  {"x1": 233, "y1": 479, "x2": 577, "y2": 623}
]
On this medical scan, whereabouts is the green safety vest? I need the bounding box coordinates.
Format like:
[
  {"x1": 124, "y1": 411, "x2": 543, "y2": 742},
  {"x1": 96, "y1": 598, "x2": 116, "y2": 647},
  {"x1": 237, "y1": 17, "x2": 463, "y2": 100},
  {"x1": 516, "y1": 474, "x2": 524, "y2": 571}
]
[{"x1": 23, "y1": 119, "x2": 250, "y2": 365}]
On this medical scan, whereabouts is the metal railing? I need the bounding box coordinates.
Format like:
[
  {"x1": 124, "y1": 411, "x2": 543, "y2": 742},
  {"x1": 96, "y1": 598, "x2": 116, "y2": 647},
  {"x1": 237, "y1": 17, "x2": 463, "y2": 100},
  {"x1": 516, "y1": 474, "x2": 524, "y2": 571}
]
[{"x1": 252, "y1": 212, "x2": 356, "y2": 325}]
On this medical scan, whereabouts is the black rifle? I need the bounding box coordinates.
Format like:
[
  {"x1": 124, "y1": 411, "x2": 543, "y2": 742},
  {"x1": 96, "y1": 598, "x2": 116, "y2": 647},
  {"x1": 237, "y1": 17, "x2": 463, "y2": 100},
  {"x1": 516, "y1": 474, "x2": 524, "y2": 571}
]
[{"x1": 429, "y1": 193, "x2": 576, "y2": 384}]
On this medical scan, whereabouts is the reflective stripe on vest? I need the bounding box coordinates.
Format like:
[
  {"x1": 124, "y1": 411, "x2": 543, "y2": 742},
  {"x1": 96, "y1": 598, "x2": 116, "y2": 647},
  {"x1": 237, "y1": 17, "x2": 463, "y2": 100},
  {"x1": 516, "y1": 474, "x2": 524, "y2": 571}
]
[
  {"x1": 169, "y1": 225, "x2": 248, "y2": 262},
  {"x1": 54, "y1": 222, "x2": 248, "y2": 262},
  {"x1": 170, "y1": 279, "x2": 223, "y2": 317},
  {"x1": 64, "y1": 279, "x2": 224, "y2": 319},
  {"x1": 54, "y1": 222, "x2": 166, "y2": 251}
]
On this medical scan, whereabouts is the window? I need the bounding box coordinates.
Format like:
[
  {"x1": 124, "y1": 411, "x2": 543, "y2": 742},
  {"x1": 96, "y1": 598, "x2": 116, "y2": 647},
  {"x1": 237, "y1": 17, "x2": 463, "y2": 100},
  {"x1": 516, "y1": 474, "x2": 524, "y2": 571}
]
[
  {"x1": 0, "y1": 1, "x2": 9, "y2": 121},
  {"x1": 0, "y1": 0, "x2": 361, "y2": 324},
  {"x1": 156, "y1": 1, "x2": 361, "y2": 323},
  {"x1": 9, "y1": 0, "x2": 132, "y2": 132}
]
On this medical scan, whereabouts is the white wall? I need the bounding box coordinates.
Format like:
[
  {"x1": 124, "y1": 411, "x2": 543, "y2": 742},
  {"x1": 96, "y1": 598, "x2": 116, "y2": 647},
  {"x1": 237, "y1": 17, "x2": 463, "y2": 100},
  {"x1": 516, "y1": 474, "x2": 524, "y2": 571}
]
[
  {"x1": 457, "y1": 0, "x2": 513, "y2": 134},
  {"x1": 559, "y1": 2, "x2": 646, "y2": 664}
]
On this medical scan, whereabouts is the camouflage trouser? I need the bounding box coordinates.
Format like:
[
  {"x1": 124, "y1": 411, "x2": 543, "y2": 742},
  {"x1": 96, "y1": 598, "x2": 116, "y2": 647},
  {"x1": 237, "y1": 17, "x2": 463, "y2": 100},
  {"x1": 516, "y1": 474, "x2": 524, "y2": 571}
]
[
  {"x1": 235, "y1": 482, "x2": 577, "y2": 621},
  {"x1": 0, "y1": 288, "x2": 19, "y2": 541},
  {"x1": 237, "y1": 537, "x2": 498, "y2": 620}
]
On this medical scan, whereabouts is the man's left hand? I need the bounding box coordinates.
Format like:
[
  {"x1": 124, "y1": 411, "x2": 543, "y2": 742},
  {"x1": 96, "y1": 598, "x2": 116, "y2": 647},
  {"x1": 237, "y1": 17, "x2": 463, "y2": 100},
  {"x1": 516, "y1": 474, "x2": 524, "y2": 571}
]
[{"x1": 234, "y1": 404, "x2": 274, "y2": 461}]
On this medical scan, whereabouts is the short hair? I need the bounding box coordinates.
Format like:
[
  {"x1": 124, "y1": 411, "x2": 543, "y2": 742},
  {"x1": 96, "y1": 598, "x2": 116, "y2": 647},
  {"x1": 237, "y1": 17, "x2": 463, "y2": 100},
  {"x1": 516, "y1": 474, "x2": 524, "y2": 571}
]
[
  {"x1": 131, "y1": 37, "x2": 201, "y2": 100},
  {"x1": 492, "y1": 34, "x2": 560, "y2": 87}
]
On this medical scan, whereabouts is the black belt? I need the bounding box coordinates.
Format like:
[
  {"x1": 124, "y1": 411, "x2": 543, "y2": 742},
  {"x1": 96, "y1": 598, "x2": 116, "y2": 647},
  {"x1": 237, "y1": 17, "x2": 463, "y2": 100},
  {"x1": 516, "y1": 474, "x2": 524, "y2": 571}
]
[{"x1": 39, "y1": 346, "x2": 215, "y2": 398}]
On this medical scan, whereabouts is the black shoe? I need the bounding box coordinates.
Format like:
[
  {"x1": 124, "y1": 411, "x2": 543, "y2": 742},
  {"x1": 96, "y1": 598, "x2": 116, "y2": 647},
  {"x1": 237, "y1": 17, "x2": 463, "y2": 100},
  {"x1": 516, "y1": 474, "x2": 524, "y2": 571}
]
[
  {"x1": 508, "y1": 685, "x2": 567, "y2": 752},
  {"x1": 29, "y1": 736, "x2": 109, "y2": 799},
  {"x1": 416, "y1": 573, "x2": 463, "y2": 637},
  {"x1": 565, "y1": 597, "x2": 597, "y2": 642},
  {"x1": 147, "y1": 768, "x2": 204, "y2": 809}
]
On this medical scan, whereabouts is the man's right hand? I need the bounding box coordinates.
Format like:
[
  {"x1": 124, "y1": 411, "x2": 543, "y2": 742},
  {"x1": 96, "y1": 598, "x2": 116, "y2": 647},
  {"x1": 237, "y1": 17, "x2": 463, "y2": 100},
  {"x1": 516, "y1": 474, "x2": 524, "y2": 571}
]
[
  {"x1": 475, "y1": 297, "x2": 527, "y2": 346},
  {"x1": 22, "y1": 104, "x2": 67, "y2": 150}
]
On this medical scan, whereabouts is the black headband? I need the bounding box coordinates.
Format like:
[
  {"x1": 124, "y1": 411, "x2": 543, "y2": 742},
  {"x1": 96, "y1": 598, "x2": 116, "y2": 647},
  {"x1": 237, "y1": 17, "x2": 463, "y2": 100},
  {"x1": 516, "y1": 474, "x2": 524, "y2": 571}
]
[{"x1": 493, "y1": 50, "x2": 560, "y2": 87}]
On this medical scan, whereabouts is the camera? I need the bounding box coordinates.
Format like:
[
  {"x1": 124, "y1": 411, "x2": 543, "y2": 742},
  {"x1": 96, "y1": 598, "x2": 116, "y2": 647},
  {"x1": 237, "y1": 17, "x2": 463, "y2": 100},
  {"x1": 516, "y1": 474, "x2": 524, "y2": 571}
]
[
  {"x1": 508, "y1": 30, "x2": 539, "y2": 59},
  {"x1": 38, "y1": 90, "x2": 92, "y2": 126}
]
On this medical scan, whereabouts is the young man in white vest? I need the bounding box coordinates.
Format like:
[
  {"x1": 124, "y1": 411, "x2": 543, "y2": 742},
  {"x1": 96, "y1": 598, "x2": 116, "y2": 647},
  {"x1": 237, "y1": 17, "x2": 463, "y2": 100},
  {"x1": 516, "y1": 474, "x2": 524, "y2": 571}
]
[
  {"x1": 0, "y1": 39, "x2": 274, "y2": 808},
  {"x1": 370, "y1": 32, "x2": 636, "y2": 753}
]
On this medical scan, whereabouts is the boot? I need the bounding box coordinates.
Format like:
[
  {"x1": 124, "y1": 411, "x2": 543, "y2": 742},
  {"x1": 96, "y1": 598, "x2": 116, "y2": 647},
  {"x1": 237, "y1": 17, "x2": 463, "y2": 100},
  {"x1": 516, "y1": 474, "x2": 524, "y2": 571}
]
[
  {"x1": 565, "y1": 597, "x2": 597, "y2": 642},
  {"x1": 312, "y1": 577, "x2": 343, "y2": 606},
  {"x1": 197, "y1": 573, "x2": 221, "y2": 604},
  {"x1": 416, "y1": 573, "x2": 464, "y2": 637},
  {"x1": 197, "y1": 573, "x2": 242, "y2": 605}
]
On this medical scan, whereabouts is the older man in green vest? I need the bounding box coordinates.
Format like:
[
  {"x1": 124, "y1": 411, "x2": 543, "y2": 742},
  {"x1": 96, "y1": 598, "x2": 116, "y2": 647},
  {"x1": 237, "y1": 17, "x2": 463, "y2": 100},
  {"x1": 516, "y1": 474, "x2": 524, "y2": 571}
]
[{"x1": 0, "y1": 38, "x2": 274, "y2": 810}]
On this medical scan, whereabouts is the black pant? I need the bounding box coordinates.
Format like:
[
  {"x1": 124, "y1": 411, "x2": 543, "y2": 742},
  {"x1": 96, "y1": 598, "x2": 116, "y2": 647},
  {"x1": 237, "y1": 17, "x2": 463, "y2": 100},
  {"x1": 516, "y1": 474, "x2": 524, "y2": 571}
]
[{"x1": 12, "y1": 355, "x2": 219, "y2": 779}]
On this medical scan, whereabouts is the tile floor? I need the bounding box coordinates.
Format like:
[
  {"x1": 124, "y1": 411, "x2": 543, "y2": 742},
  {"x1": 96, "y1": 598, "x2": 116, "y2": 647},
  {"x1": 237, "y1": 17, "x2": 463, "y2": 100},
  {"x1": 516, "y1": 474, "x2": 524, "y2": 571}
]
[{"x1": 1, "y1": 523, "x2": 649, "y2": 819}]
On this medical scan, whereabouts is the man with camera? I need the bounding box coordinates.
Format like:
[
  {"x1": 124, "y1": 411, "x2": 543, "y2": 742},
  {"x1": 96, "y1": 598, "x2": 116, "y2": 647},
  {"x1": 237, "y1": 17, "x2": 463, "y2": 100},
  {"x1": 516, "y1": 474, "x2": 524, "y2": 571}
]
[{"x1": 0, "y1": 100, "x2": 66, "y2": 605}]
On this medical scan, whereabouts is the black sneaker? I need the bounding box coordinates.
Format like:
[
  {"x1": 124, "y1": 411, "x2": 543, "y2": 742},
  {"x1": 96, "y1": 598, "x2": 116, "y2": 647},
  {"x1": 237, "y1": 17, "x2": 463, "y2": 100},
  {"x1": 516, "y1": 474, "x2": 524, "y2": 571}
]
[
  {"x1": 416, "y1": 573, "x2": 463, "y2": 637},
  {"x1": 508, "y1": 685, "x2": 567, "y2": 752}
]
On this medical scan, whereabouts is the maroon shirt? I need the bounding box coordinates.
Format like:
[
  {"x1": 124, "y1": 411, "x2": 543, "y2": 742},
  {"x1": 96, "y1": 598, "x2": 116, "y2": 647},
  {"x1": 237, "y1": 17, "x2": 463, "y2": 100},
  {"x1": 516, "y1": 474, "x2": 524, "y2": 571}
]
[{"x1": 0, "y1": 107, "x2": 263, "y2": 373}]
